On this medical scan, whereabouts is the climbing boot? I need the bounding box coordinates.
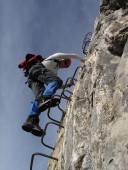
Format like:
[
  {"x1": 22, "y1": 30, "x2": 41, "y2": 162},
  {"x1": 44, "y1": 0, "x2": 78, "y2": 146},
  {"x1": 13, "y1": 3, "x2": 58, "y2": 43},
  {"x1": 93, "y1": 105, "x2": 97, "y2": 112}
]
[
  {"x1": 22, "y1": 116, "x2": 44, "y2": 137},
  {"x1": 38, "y1": 97, "x2": 51, "y2": 112},
  {"x1": 22, "y1": 116, "x2": 33, "y2": 132},
  {"x1": 31, "y1": 125, "x2": 43, "y2": 137},
  {"x1": 31, "y1": 116, "x2": 44, "y2": 137}
]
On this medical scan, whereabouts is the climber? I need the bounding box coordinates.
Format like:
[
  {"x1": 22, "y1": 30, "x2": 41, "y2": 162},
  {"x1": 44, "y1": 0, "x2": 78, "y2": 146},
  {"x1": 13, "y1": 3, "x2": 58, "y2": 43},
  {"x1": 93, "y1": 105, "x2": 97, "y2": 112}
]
[{"x1": 18, "y1": 53, "x2": 87, "y2": 137}]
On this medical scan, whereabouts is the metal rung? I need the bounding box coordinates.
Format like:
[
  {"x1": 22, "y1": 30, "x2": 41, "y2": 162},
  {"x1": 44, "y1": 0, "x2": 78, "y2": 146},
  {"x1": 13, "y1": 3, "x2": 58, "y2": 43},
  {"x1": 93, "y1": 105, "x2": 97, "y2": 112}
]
[
  {"x1": 30, "y1": 152, "x2": 58, "y2": 170},
  {"x1": 46, "y1": 95, "x2": 66, "y2": 123},
  {"x1": 41, "y1": 122, "x2": 64, "y2": 150},
  {"x1": 82, "y1": 32, "x2": 92, "y2": 55},
  {"x1": 61, "y1": 66, "x2": 82, "y2": 98}
]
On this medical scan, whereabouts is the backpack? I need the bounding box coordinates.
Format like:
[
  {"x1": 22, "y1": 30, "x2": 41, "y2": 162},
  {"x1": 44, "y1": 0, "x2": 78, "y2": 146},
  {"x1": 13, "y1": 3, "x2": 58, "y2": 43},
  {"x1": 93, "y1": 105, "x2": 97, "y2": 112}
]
[{"x1": 18, "y1": 54, "x2": 45, "y2": 76}]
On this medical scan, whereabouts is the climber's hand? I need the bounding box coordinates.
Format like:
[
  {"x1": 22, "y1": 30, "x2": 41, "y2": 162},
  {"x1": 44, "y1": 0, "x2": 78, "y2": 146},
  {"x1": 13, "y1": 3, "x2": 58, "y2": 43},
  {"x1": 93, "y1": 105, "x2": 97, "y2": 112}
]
[
  {"x1": 80, "y1": 58, "x2": 87, "y2": 63},
  {"x1": 68, "y1": 78, "x2": 75, "y2": 87}
]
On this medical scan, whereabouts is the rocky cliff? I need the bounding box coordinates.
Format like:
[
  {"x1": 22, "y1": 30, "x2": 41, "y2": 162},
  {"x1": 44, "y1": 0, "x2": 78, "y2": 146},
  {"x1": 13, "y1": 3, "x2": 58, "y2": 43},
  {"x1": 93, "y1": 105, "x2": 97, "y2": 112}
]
[{"x1": 47, "y1": 1, "x2": 128, "y2": 169}]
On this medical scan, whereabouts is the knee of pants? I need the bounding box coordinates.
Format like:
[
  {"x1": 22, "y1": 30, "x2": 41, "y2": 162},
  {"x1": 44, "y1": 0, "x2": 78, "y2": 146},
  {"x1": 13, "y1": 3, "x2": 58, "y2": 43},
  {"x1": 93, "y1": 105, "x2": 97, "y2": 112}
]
[{"x1": 55, "y1": 77, "x2": 63, "y2": 88}]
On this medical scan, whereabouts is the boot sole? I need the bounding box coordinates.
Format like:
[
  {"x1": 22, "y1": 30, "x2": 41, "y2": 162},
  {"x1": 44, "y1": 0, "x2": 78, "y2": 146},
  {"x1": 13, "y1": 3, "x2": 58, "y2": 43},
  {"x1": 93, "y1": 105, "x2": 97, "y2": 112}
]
[
  {"x1": 22, "y1": 126, "x2": 43, "y2": 137},
  {"x1": 22, "y1": 124, "x2": 32, "y2": 132},
  {"x1": 31, "y1": 128, "x2": 43, "y2": 137},
  {"x1": 38, "y1": 98, "x2": 60, "y2": 112},
  {"x1": 22, "y1": 123, "x2": 43, "y2": 137}
]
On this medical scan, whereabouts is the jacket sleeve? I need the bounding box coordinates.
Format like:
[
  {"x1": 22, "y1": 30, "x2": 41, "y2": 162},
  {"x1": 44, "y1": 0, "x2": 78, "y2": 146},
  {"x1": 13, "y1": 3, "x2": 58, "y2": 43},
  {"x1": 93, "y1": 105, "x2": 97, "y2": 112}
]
[{"x1": 45, "y1": 53, "x2": 83, "y2": 61}]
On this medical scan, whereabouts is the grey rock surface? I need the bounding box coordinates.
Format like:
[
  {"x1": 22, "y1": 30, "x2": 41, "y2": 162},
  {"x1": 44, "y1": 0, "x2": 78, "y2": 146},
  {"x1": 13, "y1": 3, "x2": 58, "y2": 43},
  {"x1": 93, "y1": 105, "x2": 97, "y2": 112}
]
[{"x1": 47, "y1": 1, "x2": 128, "y2": 169}]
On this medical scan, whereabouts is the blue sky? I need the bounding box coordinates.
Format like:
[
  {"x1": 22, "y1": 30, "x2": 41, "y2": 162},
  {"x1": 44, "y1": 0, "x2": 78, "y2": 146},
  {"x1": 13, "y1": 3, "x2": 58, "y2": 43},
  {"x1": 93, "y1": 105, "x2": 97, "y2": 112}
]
[{"x1": 0, "y1": 0, "x2": 99, "y2": 169}]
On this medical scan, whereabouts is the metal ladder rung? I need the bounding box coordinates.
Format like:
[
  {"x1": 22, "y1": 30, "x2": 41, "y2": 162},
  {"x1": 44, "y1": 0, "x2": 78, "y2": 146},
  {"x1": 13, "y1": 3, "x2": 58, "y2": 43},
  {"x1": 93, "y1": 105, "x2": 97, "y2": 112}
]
[
  {"x1": 30, "y1": 152, "x2": 58, "y2": 170},
  {"x1": 41, "y1": 122, "x2": 64, "y2": 150}
]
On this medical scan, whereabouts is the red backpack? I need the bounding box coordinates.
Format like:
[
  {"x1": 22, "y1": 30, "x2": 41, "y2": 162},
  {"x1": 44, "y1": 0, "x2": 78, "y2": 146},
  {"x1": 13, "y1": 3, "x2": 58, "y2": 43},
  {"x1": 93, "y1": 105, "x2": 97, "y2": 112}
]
[{"x1": 18, "y1": 54, "x2": 45, "y2": 76}]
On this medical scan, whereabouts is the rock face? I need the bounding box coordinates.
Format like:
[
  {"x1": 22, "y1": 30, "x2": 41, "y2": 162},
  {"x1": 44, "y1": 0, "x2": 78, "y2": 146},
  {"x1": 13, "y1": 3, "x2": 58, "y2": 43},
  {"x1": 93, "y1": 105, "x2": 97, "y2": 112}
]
[{"x1": 47, "y1": 1, "x2": 128, "y2": 169}]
